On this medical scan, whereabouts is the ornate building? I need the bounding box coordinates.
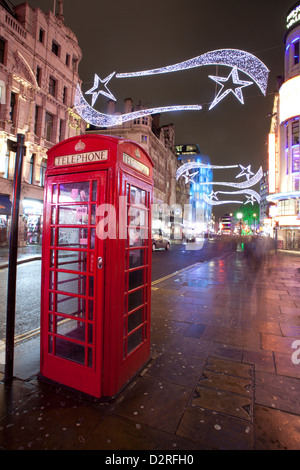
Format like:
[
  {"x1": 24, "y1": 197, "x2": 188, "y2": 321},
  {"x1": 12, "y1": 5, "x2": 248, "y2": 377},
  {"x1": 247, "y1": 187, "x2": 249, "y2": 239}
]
[{"x1": 0, "y1": 0, "x2": 86, "y2": 245}]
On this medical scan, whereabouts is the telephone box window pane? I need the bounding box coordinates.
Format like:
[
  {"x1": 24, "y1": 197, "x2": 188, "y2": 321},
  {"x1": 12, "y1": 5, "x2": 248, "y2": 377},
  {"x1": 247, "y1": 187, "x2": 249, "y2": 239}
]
[
  {"x1": 128, "y1": 307, "x2": 143, "y2": 333},
  {"x1": 90, "y1": 228, "x2": 95, "y2": 249},
  {"x1": 91, "y1": 205, "x2": 96, "y2": 225},
  {"x1": 51, "y1": 228, "x2": 55, "y2": 246},
  {"x1": 59, "y1": 182, "x2": 90, "y2": 203},
  {"x1": 55, "y1": 337, "x2": 85, "y2": 365},
  {"x1": 92, "y1": 181, "x2": 97, "y2": 201},
  {"x1": 88, "y1": 300, "x2": 93, "y2": 320},
  {"x1": 57, "y1": 294, "x2": 86, "y2": 317},
  {"x1": 128, "y1": 229, "x2": 147, "y2": 246},
  {"x1": 59, "y1": 205, "x2": 88, "y2": 225},
  {"x1": 56, "y1": 317, "x2": 85, "y2": 342},
  {"x1": 129, "y1": 207, "x2": 148, "y2": 227},
  {"x1": 58, "y1": 227, "x2": 88, "y2": 247},
  {"x1": 57, "y1": 271, "x2": 86, "y2": 295},
  {"x1": 51, "y1": 206, "x2": 57, "y2": 224},
  {"x1": 52, "y1": 185, "x2": 58, "y2": 203},
  {"x1": 88, "y1": 347, "x2": 93, "y2": 367},
  {"x1": 129, "y1": 186, "x2": 146, "y2": 205},
  {"x1": 129, "y1": 249, "x2": 145, "y2": 269},
  {"x1": 57, "y1": 250, "x2": 87, "y2": 272},
  {"x1": 129, "y1": 268, "x2": 144, "y2": 291},
  {"x1": 127, "y1": 328, "x2": 143, "y2": 354},
  {"x1": 128, "y1": 288, "x2": 143, "y2": 312}
]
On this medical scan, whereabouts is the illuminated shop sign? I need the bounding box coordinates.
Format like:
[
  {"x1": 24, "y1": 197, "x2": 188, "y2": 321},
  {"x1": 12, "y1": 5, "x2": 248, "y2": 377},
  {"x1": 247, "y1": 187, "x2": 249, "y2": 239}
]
[
  {"x1": 54, "y1": 150, "x2": 108, "y2": 166},
  {"x1": 123, "y1": 152, "x2": 150, "y2": 176},
  {"x1": 279, "y1": 75, "x2": 300, "y2": 124},
  {"x1": 287, "y1": 4, "x2": 300, "y2": 30}
]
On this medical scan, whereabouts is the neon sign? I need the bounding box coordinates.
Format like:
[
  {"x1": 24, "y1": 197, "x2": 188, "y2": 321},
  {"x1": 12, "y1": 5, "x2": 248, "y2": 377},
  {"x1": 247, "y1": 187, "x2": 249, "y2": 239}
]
[
  {"x1": 74, "y1": 48, "x2": 269, "y2": 127},
  {"x1": 287, "y1": 4, "x2": 300, "y2": 30}
]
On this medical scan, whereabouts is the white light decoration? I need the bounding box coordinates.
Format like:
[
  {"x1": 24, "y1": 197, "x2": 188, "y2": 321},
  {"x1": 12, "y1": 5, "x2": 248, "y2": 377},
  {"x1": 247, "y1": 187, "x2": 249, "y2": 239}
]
[
  {"x1": 74, "y1": 85, "x2": 202, "y2": 127},
  {"x1": 74, "y1": 48, "x2": 269, "y2": 126},
  {"x1": 85, "y1": 72, "x2": 117, "y2": 106},
  {"x1": 209, "y1": 66, "x2": 253, "y2": 110},
  {"x1": 116, "y1": 48, "x2": 269, "y2": 99},
  {"x1": 203, "y1": 189, "x2": 261, "y2": 206},
  {"x1": 177, "y1": 162, "x2": 262, "y2": 206}
]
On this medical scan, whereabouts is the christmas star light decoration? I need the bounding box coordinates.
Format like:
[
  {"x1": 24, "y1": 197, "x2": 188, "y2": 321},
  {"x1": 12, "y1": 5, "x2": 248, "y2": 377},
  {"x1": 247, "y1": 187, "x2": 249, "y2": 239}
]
[
  {"x1": 176, "y1": 162, "x2": 263, "y2": 206},
  {"x1": 86, "y1": 72, "x2": 117, "y2": 106},
  {"x1": 209, "y1": 66, "x2": 253, "y2": 110},
  {"x1": 236, "y1": 164, "x2": 254, "y2": 181},
  {"x1": 74, "y1": 48, "x2": 269, "y2": 127}
]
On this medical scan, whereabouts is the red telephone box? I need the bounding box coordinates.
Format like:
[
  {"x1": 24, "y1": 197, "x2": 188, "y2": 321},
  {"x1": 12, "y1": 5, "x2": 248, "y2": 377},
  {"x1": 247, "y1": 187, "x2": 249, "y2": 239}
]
[{"x1": 40, "y1": 134, "x2": 154, "y2": 398}]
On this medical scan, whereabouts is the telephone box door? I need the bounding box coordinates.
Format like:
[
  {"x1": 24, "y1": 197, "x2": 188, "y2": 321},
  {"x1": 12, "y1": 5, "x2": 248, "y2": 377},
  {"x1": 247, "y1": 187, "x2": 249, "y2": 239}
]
[{"x1": 41, "y1": 171, "x2": 106, "y2": 397}]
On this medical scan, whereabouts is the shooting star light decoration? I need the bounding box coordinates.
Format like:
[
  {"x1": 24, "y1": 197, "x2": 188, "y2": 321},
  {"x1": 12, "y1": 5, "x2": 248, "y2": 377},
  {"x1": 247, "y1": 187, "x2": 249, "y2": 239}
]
[
  {"x1": 74, "y1": 48, "x2": 269, "y2": 127},
  {"x1": 176, "y1": 163, "x2": 262, "y2": 206}
]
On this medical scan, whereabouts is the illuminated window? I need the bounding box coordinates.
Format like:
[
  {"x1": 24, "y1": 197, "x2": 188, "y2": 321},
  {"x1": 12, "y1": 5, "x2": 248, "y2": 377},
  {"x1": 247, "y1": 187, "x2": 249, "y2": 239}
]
[
  {"x1": 292, "y1": 147, "x2": 300, "y2": 172},
  {"x1": 141, "y1": 135, "x2": 147, "y2": 143},
  {"x1": 294, "y1": 40, "x2": 300, "y2": 65},
  {"x1": 292, "y1": 119, "x2": 299, "y2": 145}
]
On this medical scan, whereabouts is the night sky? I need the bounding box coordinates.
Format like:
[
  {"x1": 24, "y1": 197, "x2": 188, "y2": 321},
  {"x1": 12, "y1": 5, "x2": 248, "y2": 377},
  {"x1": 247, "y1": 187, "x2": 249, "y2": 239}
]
[{"x1": 11, "y1": 0, "x2": 293, "y2": 217}]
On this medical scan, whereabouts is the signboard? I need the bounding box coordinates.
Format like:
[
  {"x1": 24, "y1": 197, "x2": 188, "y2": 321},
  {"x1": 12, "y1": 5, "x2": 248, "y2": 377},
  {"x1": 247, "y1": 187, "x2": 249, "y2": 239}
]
[{"x1": 54, "y1": 150, "x2": 108, "y2": 167}]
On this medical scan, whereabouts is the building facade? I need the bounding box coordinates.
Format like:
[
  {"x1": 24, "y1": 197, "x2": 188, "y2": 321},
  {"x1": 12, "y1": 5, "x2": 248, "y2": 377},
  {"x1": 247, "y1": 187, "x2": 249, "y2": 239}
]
[
  {"x1": 267, "y1": 1, "x2": 300, "y2": 250},
  {"x1": 0, "y1": 0, "x2": 85, "y2": 245},
  {"x1": 87, "y1": 99, "x2": 189, "y2": 239}
]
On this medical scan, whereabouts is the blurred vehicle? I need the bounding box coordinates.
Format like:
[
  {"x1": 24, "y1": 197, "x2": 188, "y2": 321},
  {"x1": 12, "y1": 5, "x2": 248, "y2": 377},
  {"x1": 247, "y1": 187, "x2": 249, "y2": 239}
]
[{"x1": 152, "y1": 229, "x2": 170, "y2": 251}]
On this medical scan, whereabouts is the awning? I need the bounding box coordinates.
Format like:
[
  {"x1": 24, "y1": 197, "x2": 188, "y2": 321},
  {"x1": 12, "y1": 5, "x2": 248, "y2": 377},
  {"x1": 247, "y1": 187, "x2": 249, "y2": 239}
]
[{"x1": 0, "y1": 195, "x2": 12, "y2": 215}]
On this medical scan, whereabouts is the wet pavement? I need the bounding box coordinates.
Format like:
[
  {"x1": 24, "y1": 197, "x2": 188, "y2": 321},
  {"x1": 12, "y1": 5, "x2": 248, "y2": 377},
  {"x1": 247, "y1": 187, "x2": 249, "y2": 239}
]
[{"x1": 0, "y1": 247, "x2": 300, "y2": 451}]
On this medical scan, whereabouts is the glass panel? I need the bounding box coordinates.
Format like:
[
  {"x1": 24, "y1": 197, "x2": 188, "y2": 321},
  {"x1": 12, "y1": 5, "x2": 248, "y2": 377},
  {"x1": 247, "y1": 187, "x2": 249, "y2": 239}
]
[
  {"x1": 51, "y1": 228, "x2": 55, "y2": 246},
  {"x1": 128, "y1": 228, "x2": 148, "y2": 246},
  {"x1": 92, "y1": 181, "x2": 97, "y2": 201},
  {"x1": 127, "y1": 328, "x2": 143, "y2": 354},
  {"x1": 51, "y1": 206, "x2": 57, "y2": 224},
  {"x1": 52, "y1": 185, "x2": 58, "y2": 203},
  {"x1": 58, "y1": 205, "x2": 88, "y2": 225},
  {"x1": 56, "y1": 316, "x2": 85, "y2": 341},
  {"x1": 57, "y1": 250, "x2": 87, "y2": 272},
  {"x1": 90, "y1": 228, "x2": 95, "y2": 249},
  {"x1": 58, "y1": 227, "x2": 89, "y2": 247},
  {"x1": 129, "y1": 249, "x2": 145, "y2": 269},
  {"x1": 57, "y1": 294, "x2": 85, "y2": 317},
  {"x1": 55, "y1": 337, "x2": 85, "y2": 365},
  {"x1": 129, "y1": 186, "x2": 146, "y2": 205},
  {"x1": 128, "y1": 288, "x2": 143, "y2": 312},
  {"x1": 91, "y1": 205, "x2": 96, "y2": 225},
  {"x1": 57, "y1": 271, "x2": 86, "y2": 295},
  {"x1": 88, "y1": 300, "x2": 93, "y2": 320},
  {"x1": 128, "y1": 307, "x2": 143, "y2": 333},
  {"x1": 129, "y1": 268, "x2": 144, "y2": 291},
  {"x1": 59, "y1": 181, "x2": 90, "y2": 203},
  {"x1": 129, "y1": 206, "x2": 148, "y2": 226}
]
